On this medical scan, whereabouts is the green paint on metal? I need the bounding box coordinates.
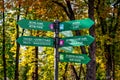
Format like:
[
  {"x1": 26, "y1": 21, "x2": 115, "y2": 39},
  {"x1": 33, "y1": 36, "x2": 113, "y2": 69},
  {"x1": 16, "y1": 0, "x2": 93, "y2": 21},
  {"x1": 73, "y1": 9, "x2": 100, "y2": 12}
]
[
  {"x1": 60, "y1": 31, "x2": 73, "y2": 52},
  {"x1": 59, "y1": 53, "x2": 91, "y2": 64},
  {"x1": 59, "y1": 35, "x2": 95, "y2": 47},
  {"x1": 59, "y1": 47, "x2": 73, "y2": 52},
  {"x1": 17, "y1": 19, "x2": 53, "y2": 31},
  {"x1": 59, "y1": 18, "x2": 94, "y2": 31},
  {"x1": 17, "y1": 36, "x2": 53, "y2": 47},
  {"x1": 60, "y1": 31, "x2": 73, "y2": 37}
]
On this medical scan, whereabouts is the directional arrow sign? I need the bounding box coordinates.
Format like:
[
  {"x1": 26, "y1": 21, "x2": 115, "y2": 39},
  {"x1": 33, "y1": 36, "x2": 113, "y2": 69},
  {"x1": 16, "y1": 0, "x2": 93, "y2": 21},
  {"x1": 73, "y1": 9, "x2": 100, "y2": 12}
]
[
  {"x1": 59, "y1": 53, "x2": 91, "y2": 64},
  {"x1": 17, "y1": 19, "x2": 54, "y2": 31},
  {"x1": 59, "y1": 18, "x2": 94, "y2": 31},
  {"x1": 17, "y1": 36, "x2": 54, "y2": 47},
  {"x1": 59, "y1": 35, "x2": 95, "y2": 47}
]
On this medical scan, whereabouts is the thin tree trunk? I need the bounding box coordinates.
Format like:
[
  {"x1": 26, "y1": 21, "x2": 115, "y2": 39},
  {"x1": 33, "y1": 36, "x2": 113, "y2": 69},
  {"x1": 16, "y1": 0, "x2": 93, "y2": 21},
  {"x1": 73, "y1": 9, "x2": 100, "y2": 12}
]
[
  {"x1": 2, "y1": 0, "x2": 7, "y2": 80},
  {"x1": 110, "y1": 5, "x2": 120, "y2": 80},
  {"x1": 105, "y1": 44, "x2": 112, "y2": 80},
  {"x1": 33, "y1": 30, "x2": 39, "y2": 80},
  {"x1": 111, "y1": 45, "x2": 115, "y2": 80},
  {"x1": 21, "y1": 3, "x2": 30, "y2": 80},
  {"x1": 78, "y1": 64, "x2": 82, "y2": 80},
  {"x1": 63, "y1": 63, "x2": 68, "y2": 80},
  {"x1": 35, "y1": 46, "x2": 38, "y2": 80},
  {"x1": 70, "y1": 65, "x2": 79, "y2": 80},
  {"x1": 86, "y1": 0, "x2": 96, "y2": 80},
  {"x1": 15, "y1": 2, "x2": 21, "y2": 80}
]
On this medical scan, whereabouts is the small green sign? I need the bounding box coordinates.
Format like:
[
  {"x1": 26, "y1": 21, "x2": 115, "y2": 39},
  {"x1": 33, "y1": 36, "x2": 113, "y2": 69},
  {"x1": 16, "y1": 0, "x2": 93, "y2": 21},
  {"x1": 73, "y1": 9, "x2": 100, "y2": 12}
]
[
  {"x1": 17, "y1": 19, "x2": 53, "y2": 31},
  {"x1": 17, "y1": 36, "x2": 53, "y2": 47},
  {"x1": 60, "y1": 31, "x2": 73, "y2": 52},
  {"x1": 59, "y1": 47, "x2": 73, "y2": 53},
  {"x1": 59, "y1": 53, "x2": 91, "y2": 64},
  {"x1": 60, "y1": 31, "x2": 73, "y2": 37},
  {"x1": 59, "y1": 35, "x2": 95, "y2": 47},
  {"x1": 59, "y1": 18, "x2": 94, "y2": 31}
]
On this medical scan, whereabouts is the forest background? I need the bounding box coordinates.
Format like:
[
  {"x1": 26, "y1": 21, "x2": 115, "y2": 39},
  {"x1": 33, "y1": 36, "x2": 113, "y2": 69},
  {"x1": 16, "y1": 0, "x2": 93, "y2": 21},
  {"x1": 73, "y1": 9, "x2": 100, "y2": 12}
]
[{"x1": 0, "y1": 0, "x2": 120, "y2": 80}]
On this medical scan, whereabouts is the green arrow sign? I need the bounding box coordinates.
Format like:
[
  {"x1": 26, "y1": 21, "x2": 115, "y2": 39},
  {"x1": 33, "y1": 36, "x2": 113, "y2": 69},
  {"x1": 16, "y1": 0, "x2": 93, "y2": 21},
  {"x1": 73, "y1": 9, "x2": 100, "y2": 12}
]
[
  {"x1": 59, "y1": 18, "x2": 94, "y2": 31},
  {"x1": 60, "y1": 53, "x2": 91, "y2": 64},
  {"x1": 17, "y1": 36, "x2": 53, "y2": 47},
  {"x1": 59, "y1": 35, "x2": 95, "y2": 47},
  {"x1": 17, "y1": 19, "x2": 53, "y2": 31}
]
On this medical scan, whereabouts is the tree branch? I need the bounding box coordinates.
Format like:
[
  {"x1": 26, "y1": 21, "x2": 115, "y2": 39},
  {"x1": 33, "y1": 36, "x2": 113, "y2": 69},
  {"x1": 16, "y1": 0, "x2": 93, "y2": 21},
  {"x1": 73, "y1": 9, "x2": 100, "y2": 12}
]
[
  {"x1": 65, "y1": 0, "x2": 75, "y2": 20},
  {"x1": 70, "y1": 65, "x2": 79, "y2": 80},
  {"x1": 63, "y1": 63, "x2": 68, "y2": 80},
  {"x1": 52, "y1": 1, "x2": 70, "y2": 19}
]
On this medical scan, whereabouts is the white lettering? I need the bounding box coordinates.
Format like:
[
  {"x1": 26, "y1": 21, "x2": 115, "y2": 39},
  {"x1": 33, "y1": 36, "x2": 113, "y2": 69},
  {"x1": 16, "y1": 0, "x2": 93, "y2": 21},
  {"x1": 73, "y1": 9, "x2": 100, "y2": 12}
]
[
  {"x1": 33, "y1": 38, "x2": 51, "y2": 46},
  {"x1": 28, "y1": 21, "x2": 43, "y2": 29},
  {"x1": 66, "y1": 54, "x2": 84, "y2": 60},
  {"x1": 23, "y1": 38, "x2": 32, "y2": 44},
  {"x1": 72, "y1": 22, "x2": 80, "y2": 29}
]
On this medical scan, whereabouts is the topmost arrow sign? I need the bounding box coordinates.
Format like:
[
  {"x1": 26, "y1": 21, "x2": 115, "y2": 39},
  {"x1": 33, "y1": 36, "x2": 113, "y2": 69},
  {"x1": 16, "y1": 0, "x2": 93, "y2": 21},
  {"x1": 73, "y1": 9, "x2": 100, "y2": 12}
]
[
  {"x1": 17, "y1": 19, "x2": 54, "y2": 31},
  {"x1": 59, "y1": 18, "x2": 94, "y2": 31}
]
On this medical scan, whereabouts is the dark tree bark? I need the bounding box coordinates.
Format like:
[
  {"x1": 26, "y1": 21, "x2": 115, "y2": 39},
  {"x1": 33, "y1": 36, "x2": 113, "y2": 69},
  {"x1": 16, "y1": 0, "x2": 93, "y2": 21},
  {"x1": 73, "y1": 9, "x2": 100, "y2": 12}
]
[
  {"x1": 86, "y1": 0, "x2": 96, "y2": 80},
  {"x1": 14, "y1": 2, "x2": 21, "y2": 80},
  {"x1": 2, "y1": 0, "x2": 7, "y2": 80},
  {"x1": 63, "y1": 63, "x2": 68, "y2": 80},
  {"x1": 109, "y1": 5, "x2": 120, "y2": 80},
  {"x1": 105, "y1": 44, "x2": 112, "y2": 80},
  {"x1": 111, "y1": 44, "x2": 115, "y2": 80},
  {"x1": 34, "y1": 46, "x2": 38, "y2": 80}
]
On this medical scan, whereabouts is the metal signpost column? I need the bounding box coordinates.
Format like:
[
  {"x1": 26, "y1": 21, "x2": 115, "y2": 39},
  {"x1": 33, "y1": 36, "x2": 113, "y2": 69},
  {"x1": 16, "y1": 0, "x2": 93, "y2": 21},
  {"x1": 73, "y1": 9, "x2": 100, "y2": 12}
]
[{"x1": 54, "y1": 20, "x2": 59, "y2": 80}]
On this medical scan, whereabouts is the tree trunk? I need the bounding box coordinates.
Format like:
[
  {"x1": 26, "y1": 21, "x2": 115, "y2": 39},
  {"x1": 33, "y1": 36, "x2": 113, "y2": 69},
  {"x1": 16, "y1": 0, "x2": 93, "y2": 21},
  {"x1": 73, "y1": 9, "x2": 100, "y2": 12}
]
[
  {"x1": 14, "y1": 2, "x2": 21, "y2": 80},
  {"x1": 2, "y1": 0, "x2": 7, "y2": 80},
  {"x1": 35, "y1": 46, "x2": 38, "y2": 80},
  {"x1": 86, "y1": 0, "x2": 96, "y2": 80},
  {"x1": 105, "y1": 44, "x2": 112, "y2": 80},
  {"x1": 63, "y1": 63, "x2": 68, "y2": 80},
  {"x1": 111, "y1": 44, "x2": 115, "y2": 80}
]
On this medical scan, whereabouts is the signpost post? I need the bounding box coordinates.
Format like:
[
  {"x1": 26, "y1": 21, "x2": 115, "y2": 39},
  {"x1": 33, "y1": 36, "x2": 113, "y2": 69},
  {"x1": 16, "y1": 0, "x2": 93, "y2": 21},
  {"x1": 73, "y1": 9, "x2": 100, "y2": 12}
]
[{"x1": 54, "y1": 20, "x2": 59, "y2": 80}]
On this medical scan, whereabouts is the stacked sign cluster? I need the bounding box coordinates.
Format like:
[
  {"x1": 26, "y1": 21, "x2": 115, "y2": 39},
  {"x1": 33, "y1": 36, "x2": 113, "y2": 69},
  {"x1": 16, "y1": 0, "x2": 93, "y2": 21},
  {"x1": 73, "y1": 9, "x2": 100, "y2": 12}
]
[{"x1": 17, "y1": 18, "x2": 95, "y2": 64}]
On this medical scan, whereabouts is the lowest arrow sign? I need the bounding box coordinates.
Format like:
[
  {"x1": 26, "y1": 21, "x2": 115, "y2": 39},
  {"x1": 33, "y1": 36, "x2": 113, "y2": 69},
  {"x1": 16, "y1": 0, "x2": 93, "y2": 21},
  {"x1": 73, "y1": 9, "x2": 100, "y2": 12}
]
[
  {"x1": 17, "y1": 19, "x2": 53, "y2": 31},
  {"x1": 17, "y1": 36, "x2": 54, "y2": 47},
  {"x1": 59, "y1": 35, "x2": 95, "y2": 47},
  {"x1": 59, "y1": 18, "x2": 94, "y2": 31},
  {"x1": 60, "y1": 53, "x2": 91, "y2": 64}
]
